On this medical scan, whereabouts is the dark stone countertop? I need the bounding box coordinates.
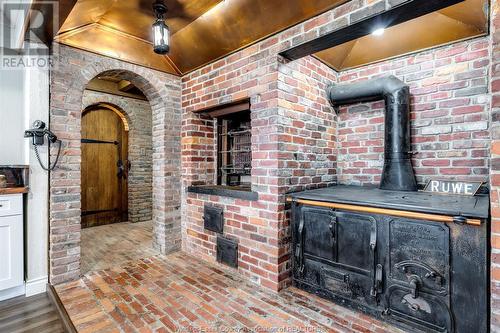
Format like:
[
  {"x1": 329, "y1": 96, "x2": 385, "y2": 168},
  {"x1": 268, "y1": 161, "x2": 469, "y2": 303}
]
[
  {"x1": 288, "y1": 185, "x2": 490, "y2": 219},
  {"x1": 187, "y1": 185, "x2": 258, "y2": 201}
]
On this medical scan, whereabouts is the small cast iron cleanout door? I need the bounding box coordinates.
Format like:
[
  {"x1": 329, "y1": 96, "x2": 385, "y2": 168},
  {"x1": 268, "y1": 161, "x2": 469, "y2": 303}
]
[{"x1": 81, "y1": 107, "x2": 129, "y2": 228}]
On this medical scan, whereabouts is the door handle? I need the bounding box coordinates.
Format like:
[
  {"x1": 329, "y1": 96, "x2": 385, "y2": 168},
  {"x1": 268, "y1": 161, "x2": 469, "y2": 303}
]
[
  {"x1": 371, "y1": 264, "x2": 383, "y2": 297},
  {"x1": 329, "y1": 216, "x2": 336, "y2": 239},
  {"x1": 117, "y1": 160, "x2": 125, "y2": 179},
  {"x1": 408, "y1": 275, "x2": 422, "y2": 299},
  {"x1": 370, "y1": 224, "x2": 377, "y2": 250},
  {"x1": 296, "y1": 217, "x2": 305, "y2": 275},
  {"x1": 329, "y1": 214, "x2": 337, "y2": 261},
  {"x1": 370, "y1": 223, "x2": 379, "y2": 298}
]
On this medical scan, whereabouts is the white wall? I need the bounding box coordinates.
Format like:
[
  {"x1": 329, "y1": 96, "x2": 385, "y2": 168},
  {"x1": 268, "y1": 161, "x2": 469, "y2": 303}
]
[
  {"x1": 0, "y1": 47, "x2": 50, "y2": 296},
  {"x1": 0, "y1": 0, "x2": 51, "y2": 293},
  {"x1": 0, "y1": 68, "x2": 27, "y2": 165},
  {"x1": 24, "y1": 64, "x2": 49, "y2": 296}
]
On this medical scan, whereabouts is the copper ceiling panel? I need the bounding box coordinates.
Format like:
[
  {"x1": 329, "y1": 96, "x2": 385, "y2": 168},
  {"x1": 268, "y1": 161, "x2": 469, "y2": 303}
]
[
  {"x1": 98, "y1": 0, "x2": 223, "y2": 40},
  {"x1": 56, "y1": 24, "x2": 179, "y2": 74},
  {"x1": 58, "y1": 0, "x2": 115, "y2": 34},
  {"x1": 55, "y1": 0, "x2": 349, "y2": 74},
  {"x1": 315, "y1": 0, "x2": 488, "y2": 71},
  {"x1": 54, "y1": 0, "x2": 488, "y2": 75},
  {"x1": 167, "y1": 0, "x2": 349, "y2": 73},
  {"x1": 59, "y1": 0, "x2": 222, "y2": 39},
  {"x1": 438, "y1": 0, "x2": 488, "y2": 29}
]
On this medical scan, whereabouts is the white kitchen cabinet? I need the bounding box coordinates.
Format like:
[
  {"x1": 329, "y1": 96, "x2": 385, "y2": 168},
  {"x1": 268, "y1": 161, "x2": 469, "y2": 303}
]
[{"x1": 0, "y1": 194, "x2": 24, "y2": 299}]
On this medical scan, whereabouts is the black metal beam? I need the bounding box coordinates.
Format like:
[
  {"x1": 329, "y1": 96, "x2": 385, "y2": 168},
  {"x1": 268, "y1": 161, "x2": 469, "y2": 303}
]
[
  {"x1": 81, "y1": 208, "x2": 118, "y2": 216},
  {"x1": 279, "y1": 0, "x2": 465, "y2": 61},
  {"x1": 81, "y1": 138, "x2": 119, "y2": 145}
]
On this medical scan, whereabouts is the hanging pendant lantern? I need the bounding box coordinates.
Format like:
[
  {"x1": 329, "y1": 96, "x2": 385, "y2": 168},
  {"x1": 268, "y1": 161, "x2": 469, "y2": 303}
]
[{"x1": 152, "y1": 0, "x2": 170, "y2": 54}]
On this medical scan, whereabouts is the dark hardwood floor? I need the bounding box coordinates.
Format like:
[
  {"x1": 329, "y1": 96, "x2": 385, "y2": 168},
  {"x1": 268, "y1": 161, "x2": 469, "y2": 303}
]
[{"x1": 0, "y1": 293, "x2": 65, "y2": 333}]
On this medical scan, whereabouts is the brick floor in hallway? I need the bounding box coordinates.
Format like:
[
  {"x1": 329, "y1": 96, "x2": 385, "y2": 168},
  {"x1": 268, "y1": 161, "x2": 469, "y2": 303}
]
[
  {"x1": 81, "y1": 221, "x2": 160, "y2": 274},
  {"x1": 56, "y1": 253, "x2": 403, "y2": 333}
]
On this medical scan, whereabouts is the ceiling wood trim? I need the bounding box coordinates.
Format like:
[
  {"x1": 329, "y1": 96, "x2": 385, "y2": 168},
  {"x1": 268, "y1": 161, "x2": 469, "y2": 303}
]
[
  {"x1": 85, "y1": 88, "x2": 148, "y2": 101},
  {"x1": 280, "y1": 0, "x2": 465, "y2": 61}
]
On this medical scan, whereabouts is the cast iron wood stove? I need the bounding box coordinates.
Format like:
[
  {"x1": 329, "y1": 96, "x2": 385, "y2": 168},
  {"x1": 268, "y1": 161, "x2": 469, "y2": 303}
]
[
  {"x1": 289, "y1": 187, "x2": 488, "y2": 332},
  {"x1": 288, "y1": 76, "x2": 489, "y2": 332}
]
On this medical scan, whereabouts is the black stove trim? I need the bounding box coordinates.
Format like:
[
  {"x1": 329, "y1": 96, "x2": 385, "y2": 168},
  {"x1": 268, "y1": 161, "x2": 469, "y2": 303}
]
[{"x1": 288, "y1": 185, "x2": 489, "y2": 219}]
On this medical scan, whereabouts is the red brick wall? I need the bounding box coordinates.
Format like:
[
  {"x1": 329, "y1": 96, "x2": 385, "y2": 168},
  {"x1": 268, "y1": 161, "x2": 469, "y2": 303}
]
[
  {"x1": 180, "y1": 0, "x2": 412, "y2": 292},
  {"x1": 181, "y1": 42, "x2": 284, "y2": 289},
  {"x1": 336, "y1": 38, "x2": 490, "y2": 186},
  {"x1": 490, "y1": 0, "x2": 500, "y2": 331},
  {"x1": 180, "y1": 0, "x2": 494, "y2": 298},
  {"x1": 181, "y1": 54, "x2": 337, "y2": 291},
  {"x1": 277, "y1": 56, "x2": 337, "y2": 194},
  {"x1": 180, "y1": 0, "x2": 354, "y2": 288}
]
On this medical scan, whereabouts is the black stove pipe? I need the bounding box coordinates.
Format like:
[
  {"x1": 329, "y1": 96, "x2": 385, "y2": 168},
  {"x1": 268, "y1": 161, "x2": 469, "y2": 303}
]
[{"x1": 326, "y1": 75, "x2": 417, "y2": 192}]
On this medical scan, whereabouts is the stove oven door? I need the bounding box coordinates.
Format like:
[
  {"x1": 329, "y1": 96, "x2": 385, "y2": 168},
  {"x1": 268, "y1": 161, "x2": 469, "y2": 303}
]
[
  {"x1": 385, "y1": 286, "x2": 452, "y2": 333},
  {"x1": 295, "y1": 207, "x2": 380, "y2": 307},
  {"x1": 385, "y1": 218, "x2": 452, "y2": 332}
]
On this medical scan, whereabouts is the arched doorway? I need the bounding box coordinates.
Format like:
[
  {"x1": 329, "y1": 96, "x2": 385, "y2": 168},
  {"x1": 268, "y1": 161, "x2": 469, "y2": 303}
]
[
  {"x1": 81, "y1": 104, "x2": 129, "y2": 228},
  {"x1": 49, "y1": 60, "x2": 182, "y2": 284},
  {"x1": 79, "y1": 82, "x2": 158, "y2": 274}
]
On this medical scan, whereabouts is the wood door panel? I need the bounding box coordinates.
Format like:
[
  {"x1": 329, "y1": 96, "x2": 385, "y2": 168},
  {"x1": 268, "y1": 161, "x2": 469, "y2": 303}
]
[{"x1": 81, "y1": 108, "x2": 128, "y2": 228}]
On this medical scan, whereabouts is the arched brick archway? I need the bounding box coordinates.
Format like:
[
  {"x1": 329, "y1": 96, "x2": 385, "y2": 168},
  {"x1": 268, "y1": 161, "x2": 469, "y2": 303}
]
[{"x1": 49, "y1": 45, "x2": 182, "y2": 284}]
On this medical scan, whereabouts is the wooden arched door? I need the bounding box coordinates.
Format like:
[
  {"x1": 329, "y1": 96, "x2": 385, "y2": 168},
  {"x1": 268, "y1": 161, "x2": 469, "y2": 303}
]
[{"x1": 81, "y1": 107, "x2": 128, "y2": 228}]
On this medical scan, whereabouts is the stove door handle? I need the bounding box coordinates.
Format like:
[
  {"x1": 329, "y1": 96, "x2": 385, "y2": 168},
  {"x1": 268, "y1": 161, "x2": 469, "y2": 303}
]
[
  {"x1": 374, "y1": 264, "x2": 383, "y2": 294},
  {"x1": 329, "y1": 216, "x2": 336, "y2": 239},
  {"x1": 370, "y1": 222, "x2": 379, "y2": 298},
  {"x1": 329, "y1": 215, "x2": 337, "y2": 262},
  {"x1": 296, "y1": 216, "x2": 305, "y2": 275},
  {"x1": 369, "y1": 223, "x2": 377, "y2": 250}
]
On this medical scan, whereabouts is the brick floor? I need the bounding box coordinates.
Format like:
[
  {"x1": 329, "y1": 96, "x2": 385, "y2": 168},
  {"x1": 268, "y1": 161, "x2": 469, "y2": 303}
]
[
  {"x1": 56, "y1": 253, "x2": 404, "y2": 333},
  {"x1": 81, "y1": 221, "x2": 159, "y2": 274}
]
